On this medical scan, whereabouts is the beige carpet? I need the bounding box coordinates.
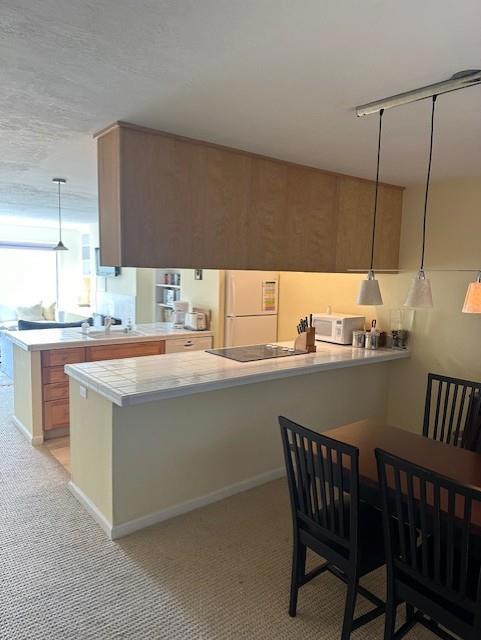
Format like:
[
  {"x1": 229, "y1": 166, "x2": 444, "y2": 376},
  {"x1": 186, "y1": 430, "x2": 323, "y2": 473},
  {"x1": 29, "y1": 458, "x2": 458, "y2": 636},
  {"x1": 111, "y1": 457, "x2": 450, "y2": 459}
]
[{"x1": 1, "y1": 383, "x2": 436, "y2": 639}]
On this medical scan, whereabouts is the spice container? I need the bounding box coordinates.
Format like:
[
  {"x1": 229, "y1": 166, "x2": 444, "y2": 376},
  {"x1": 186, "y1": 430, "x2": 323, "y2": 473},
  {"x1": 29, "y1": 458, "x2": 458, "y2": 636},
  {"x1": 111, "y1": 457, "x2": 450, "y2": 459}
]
[{"x1": 352, "y1": 330, "x2": 366, "y2": 348}]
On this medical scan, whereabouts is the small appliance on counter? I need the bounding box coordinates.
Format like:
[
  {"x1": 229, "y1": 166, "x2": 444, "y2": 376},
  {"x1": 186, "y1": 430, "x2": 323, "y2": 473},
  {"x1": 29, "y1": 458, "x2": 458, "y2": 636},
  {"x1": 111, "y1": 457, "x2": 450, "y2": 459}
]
[
  {"x1": 312, "y1": 312, "x2": 365, "y2": 345},
  {"x1": 184, "y1": 310, "x2": 208, "y2": 331},
  {"x1": 172, "y1": 301, "x2": 189, "y2": 328}
]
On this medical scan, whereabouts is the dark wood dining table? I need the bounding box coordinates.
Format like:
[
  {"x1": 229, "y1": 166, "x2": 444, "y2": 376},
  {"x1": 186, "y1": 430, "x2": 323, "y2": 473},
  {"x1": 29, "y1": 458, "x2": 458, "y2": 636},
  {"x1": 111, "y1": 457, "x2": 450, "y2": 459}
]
[{"x1": 323, "y1": 420, "x2": 481, "y2": 530}]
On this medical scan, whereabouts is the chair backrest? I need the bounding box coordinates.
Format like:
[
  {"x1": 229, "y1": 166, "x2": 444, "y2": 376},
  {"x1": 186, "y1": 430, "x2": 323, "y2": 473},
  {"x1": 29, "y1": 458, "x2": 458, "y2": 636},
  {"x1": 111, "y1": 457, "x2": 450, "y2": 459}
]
[
  {"x1": 376, "y1": 448, "x2": 481, "y2": 626},
  {"x1": 279, "y1": 416, "x2": 359, "y2": 560},
  {"x1": 462, "y1": 390, "x2": 481, "y2": 453},
  {"x1": 423, "y1": 373, "x2": 481, "y2": 447}
]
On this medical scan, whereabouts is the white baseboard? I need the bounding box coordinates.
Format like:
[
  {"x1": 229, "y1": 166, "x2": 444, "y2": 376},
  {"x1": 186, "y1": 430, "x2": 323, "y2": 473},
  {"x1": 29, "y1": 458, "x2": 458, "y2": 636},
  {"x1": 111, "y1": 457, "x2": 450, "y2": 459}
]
[
  {"x1": 68, "y1": 481, "x2": 113, "y2": 538},
  {"x1": 11, "y1": 415, "x2": 43, "y2": 446},
  {"x1": 69, "y1": 467, "x2": 286, "y2": 540}
]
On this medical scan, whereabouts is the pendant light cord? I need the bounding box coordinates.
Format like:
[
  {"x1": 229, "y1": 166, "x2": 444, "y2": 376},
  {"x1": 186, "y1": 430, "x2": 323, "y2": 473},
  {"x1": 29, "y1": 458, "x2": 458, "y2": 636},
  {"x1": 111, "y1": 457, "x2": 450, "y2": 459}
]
[
  {"x1": 421, "y1": 95, "x2": 437, "y2": 271},
  {"x1": 369, "y1": 108, "x2": 384, "y2": 271},
  {"x1": 57, "y1": 180, "x2": 62, "y2": 242}
]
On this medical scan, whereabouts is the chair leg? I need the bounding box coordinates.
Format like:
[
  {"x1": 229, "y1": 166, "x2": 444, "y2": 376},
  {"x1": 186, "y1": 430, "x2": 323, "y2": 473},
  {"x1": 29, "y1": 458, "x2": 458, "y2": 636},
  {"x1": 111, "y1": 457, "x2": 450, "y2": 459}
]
[
  {"x1": 405, "y1": 603, "x2": 415, "y2": 623},
  {"x1": 384, "y1": 580, "x2": 396, "y2": 640},
  {"x1": 341, "y1": 574, "x2": 358, "y2": 640},
  {"x1": 288, "y1": 541, "x2": 306, "y2": 617}
]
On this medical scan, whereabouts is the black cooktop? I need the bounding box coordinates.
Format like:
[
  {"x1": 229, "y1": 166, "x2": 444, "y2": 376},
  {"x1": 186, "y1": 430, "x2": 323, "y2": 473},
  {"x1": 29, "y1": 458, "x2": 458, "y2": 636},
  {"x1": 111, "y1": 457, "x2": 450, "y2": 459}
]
[{"x1": 206, "y1": 344, "x2": 307, "y2": 363}]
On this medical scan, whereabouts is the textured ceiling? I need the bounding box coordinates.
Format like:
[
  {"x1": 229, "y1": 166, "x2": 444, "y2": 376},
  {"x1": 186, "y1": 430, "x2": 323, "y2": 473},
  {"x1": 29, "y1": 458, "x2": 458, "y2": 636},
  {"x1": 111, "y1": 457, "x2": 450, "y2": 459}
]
[{"x1": 1, "y1": 0, "x2": 481, "y2": 224}]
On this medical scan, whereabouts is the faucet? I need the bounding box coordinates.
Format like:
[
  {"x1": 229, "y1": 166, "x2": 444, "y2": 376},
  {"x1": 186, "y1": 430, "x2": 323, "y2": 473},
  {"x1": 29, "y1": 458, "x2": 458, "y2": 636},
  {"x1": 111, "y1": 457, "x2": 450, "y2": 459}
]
[{"x1": 104, "y1": 315, "x2": 112, "y2": 333}]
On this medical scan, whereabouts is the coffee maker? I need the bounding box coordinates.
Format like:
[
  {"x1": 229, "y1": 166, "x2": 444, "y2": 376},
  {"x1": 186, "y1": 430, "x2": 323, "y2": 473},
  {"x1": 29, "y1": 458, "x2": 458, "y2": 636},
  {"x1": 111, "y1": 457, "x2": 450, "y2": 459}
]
[{"x1": 172, "y1": 300, "x2": 189, "y2": 327}]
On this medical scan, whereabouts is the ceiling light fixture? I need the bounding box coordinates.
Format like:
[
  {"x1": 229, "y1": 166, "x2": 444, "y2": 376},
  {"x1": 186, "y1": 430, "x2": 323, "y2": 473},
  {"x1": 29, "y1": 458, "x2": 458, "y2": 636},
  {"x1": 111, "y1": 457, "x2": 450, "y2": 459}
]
[
  {"x1": 404, "y1": 96, "x2": 437, "y2": 309},
  {"x1": 356, "y1": 108, "x2": 384, "y2": 306},
  {"x1": 462, "y1": 271, "x2": 481, "y2": 313},
  {"x1": 52, "y1": 177, "x2": 68, "y2": 251}
]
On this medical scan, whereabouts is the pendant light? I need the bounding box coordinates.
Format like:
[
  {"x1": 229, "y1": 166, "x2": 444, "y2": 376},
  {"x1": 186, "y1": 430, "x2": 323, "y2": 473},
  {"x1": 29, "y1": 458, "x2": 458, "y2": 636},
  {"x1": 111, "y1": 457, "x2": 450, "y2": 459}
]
[
  {"x1": 462, "y1": 271, "x2": 481, "y2": 313},
  {"x1": 404, "y1": 96, "x2": 437, "y2": 308},
  {"x1": 52, "y1": 177, "x2": 68, "y2": 251},
  {"x1": 356, "y1": 109, "x2": 384, "y2": 305}
]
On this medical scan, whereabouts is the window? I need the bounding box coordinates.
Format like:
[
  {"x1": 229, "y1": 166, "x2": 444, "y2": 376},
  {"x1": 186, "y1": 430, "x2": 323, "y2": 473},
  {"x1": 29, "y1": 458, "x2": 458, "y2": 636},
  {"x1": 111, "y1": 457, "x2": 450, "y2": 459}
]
[{"x1": 0, "y1": 244, "x2": 57, "y2": 308}]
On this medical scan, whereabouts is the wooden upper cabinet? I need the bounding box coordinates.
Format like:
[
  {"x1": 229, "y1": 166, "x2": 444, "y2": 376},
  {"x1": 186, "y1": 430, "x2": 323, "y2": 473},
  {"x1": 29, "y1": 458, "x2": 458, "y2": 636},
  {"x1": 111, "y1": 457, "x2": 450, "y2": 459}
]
[
  {"x1": 284, "y1": 167, "x2": 338, "y2": 272},
  {"x1": 335, "y1": 177, "x2": 403, "y2": 272},
  {"x1": 335, "y1": 177, "x2": 375, "y2": 272},
  {"x1": 96, "y1": 122, "x2": 403, "y2": 272}
]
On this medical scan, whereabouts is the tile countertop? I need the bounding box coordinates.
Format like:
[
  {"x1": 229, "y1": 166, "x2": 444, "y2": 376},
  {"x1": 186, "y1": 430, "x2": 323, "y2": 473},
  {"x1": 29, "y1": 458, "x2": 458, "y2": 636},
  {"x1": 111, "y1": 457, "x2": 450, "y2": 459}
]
[
  {"x1": 65, "y1": 343, "x2": 409, "y2": 407},
  {"x1": 2, "y1": 323, "x2": 213, "y2": 351}
]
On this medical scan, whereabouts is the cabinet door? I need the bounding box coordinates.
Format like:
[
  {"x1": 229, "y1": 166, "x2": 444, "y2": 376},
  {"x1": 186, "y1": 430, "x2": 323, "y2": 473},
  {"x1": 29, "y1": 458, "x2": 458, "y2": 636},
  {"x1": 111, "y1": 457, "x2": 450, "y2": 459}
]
[
  {"x1": 373, "y1": 185, "x2": 403, "y2": 270},
  {"x1": 335, "y1": 177, "x2": 374, "y2": 272},
  {"x1": 44, "y1": 399, "x2": 69, "y2": 430},
  {"x1": 283, "y1": 166, "x2": 338, "y2": 272},
  {"x1": 86, "y1": 340, "x2": 165, "y2": 362},
  {"x1": 246, "y1": 158, "x2": 288, "y2": 270}
]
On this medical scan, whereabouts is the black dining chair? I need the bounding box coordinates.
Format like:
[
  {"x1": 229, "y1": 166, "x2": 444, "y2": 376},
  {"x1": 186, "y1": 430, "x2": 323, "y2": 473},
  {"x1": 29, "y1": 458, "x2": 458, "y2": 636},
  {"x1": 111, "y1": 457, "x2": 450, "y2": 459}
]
[
  {"x1": 376, "y1": 448, "x2": 481, "y2": 640},
  {"x1": 279, "y1": 416, "x2": 385, "y2": 640},
  {"x1": 423, "y1": 373, "x2": 481, "y2": 449}
]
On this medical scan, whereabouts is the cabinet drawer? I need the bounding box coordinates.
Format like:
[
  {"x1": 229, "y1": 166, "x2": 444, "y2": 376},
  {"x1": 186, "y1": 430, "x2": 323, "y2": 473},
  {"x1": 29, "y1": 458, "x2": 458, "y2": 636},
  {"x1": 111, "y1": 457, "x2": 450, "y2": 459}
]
[
  {"x1": 42, "y1": 347, "x2": 86, "y2": 368},
  {"x1": 165, "y1": 336, "x2": 213, "y2": 353},
  {"x1": 43, "y1": 382, "x2": 69, "y2": 402},
  {"x1": 86, "y1": 340, "x2": 165, "y2": 362},
  {"x1": 43, "y1": 366, "x2": 68, "y2": 384},
  {"x1": 43, "y1": 399, "x2": 69, "y2": 431}
]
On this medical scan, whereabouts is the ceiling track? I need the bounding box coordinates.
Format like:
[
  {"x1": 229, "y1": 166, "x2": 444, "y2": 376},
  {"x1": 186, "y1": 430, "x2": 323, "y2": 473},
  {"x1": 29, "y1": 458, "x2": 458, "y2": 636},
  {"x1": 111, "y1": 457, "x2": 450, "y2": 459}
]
[{"x1": 356, "y1": 70, "x2": 481, "y2": 117}]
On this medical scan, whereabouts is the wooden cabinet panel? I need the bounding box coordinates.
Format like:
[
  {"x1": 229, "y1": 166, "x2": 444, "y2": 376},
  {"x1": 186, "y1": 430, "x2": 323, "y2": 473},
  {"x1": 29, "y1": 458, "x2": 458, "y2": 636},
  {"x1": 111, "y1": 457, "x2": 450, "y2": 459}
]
[
  {"x1": 43, "y1": 366, "x2": 68, "y2": 384},
  {"x1": 246, "y1": 158, "x2": 287, "y2": 270},
  {"x1": 373, "y1": 185, "x2": 403, "y2": 270},
  {"x1": 96, "y1": 122, "x2": 404, "y2": 273},
  {"x1": 283, "y1": 167, "x2": 338, "y2": 272},
  {"x1": 86, "y1": 340, "x2": 165, "y2": 362},
  {"x1": 42, "y1": 347, "x2": 86, "y2": 368},
  {"x1": 335, "y1": 176, "x2": 375, "y2": 272},
  {"x1": 44, "y1": 399, "x2": 69, "y2": 431},
  {"x1": 43, "y1": 382, "x2": 69, "y2": 402}
]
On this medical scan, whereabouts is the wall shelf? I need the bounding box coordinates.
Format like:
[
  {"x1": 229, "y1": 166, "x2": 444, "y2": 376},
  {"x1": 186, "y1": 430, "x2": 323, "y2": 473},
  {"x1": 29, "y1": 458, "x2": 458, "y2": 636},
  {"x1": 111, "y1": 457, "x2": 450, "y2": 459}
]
[{"x1": 156, "y1": 284, "x2": 181, "y2": 289}]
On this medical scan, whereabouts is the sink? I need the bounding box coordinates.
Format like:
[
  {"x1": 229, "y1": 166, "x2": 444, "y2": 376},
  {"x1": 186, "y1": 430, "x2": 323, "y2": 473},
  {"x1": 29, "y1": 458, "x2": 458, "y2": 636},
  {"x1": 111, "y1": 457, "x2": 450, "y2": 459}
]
[{"x1": 82, "y1": 330, "x2": 144, "y2": 339}]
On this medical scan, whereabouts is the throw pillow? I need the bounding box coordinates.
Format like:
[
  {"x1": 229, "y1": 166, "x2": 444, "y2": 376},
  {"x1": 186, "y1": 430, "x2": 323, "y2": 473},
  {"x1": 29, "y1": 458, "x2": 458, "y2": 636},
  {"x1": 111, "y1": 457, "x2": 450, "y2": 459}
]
[
  {"x1": 42, "y1": 302, "x2": 56, "y2": 321},
  {"x1": 16, "y1": 303, "x2": 44, "y2": 321}
]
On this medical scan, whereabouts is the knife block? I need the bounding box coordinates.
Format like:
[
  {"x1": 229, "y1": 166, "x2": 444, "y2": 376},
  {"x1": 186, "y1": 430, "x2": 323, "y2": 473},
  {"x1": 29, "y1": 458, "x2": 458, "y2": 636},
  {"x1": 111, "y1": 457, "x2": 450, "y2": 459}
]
[{"x1": 294, "y1": 327, "x2": 317, "y2": 353}]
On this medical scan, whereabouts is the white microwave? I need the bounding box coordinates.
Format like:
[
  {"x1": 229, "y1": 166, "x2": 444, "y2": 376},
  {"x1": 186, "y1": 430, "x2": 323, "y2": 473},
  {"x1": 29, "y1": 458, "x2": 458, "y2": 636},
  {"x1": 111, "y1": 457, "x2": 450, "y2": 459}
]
[{"x1": 312, "y1": 313, "x2": 365, "y2": 345}]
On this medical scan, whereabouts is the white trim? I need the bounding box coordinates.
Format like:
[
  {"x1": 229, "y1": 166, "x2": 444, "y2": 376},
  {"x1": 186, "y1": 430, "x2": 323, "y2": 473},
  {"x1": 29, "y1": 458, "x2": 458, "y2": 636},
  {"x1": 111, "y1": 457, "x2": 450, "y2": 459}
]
[
  {"x1": 11, "y1": 415, "x2": 43, "y2": 445},
  {"x1": 69, "y1": 467, "x2": 286, "y2": 540},
  {"x1": 68, "y1": 481, "x2": 113, "y2": 538},
  {"x1": 111, "y1": 466, "x2": 286, "y2": 539}
]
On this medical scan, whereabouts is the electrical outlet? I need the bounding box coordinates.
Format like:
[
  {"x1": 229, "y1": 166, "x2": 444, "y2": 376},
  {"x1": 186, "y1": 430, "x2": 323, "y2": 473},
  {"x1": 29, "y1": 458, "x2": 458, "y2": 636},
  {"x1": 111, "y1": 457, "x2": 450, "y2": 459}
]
[
  {"x1": 194, "y1": 269, "x2": 203, "y2": 280},
  {"x1": 79, "y1": 385, "x2": 88, "y2": 399}
]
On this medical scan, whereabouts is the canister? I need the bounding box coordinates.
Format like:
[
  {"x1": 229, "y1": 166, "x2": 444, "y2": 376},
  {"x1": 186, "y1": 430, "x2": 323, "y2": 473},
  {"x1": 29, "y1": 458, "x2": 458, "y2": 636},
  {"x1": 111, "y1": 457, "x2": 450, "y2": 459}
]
[{"x1": 352, "y1": 330, "x2": 366, "y2": 348}]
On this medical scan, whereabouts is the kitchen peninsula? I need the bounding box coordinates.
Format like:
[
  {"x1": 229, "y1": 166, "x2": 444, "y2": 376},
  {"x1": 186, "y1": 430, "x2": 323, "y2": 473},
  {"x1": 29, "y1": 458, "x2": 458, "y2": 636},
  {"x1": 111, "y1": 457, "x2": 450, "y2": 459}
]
[
  {"x1": 5, "y1": 323, "x2": 213, "y2": 444},
  {"x1": 65, "y1": 344, "x2": 408, "y2": 538}
]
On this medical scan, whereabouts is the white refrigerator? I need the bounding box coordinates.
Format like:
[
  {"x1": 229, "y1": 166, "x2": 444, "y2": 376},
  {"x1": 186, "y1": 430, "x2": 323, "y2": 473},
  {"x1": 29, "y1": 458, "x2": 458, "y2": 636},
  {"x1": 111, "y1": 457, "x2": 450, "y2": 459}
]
[{"x1": 224, "y1": 271, "x2": 279, "y2": 347}]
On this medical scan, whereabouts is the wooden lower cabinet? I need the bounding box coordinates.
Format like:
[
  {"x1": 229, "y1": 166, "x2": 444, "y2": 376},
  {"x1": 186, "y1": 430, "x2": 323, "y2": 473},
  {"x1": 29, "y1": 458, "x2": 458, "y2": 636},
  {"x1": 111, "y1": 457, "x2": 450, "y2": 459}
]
[
  {"x1": 44, "y1": 399, "x2": 70, "y2": 431},
  {"x1": 40, "y1": 339, "x2": 173, "y2": 437}
]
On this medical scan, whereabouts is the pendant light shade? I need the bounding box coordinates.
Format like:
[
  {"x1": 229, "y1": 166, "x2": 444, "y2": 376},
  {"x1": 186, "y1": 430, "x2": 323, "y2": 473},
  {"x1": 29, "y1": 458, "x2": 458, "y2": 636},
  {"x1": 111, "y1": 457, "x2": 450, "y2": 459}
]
[
  {"x1": 356, "y1": 109, "x2": 384, "y2": 306},
  {"x1": 404, "y1": 96, "x2": 437, "y2": 309},
  {"x1": 52, "y1": 178, "x2": 68, "y2": 252},
  {"x1": 404, "y1": 269, "x2": 433, "y2": 308},
  {"x1": 462, "y1": 272, "x2": 481, "y2": 313},
  {"x1": 357, "y1": 270, "x2": 383, "y2": 305}
]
